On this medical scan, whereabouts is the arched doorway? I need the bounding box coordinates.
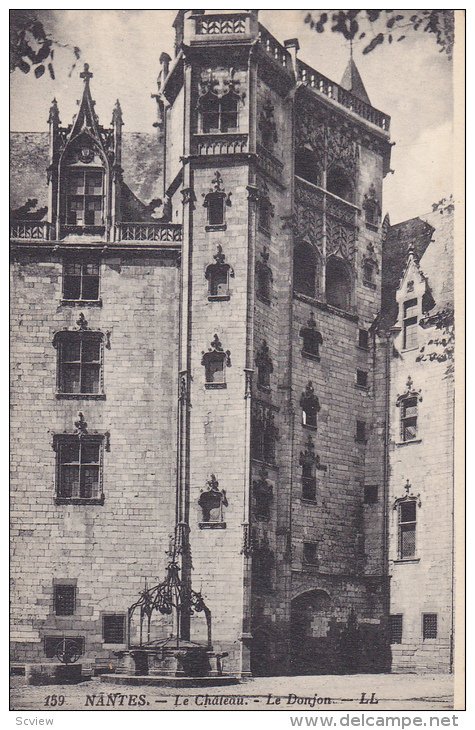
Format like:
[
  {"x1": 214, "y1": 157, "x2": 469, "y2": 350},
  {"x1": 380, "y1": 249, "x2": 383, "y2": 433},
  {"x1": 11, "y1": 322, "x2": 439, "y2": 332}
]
[{"x1": 290, "y1": 589, "x2": 335, "y2": 675}]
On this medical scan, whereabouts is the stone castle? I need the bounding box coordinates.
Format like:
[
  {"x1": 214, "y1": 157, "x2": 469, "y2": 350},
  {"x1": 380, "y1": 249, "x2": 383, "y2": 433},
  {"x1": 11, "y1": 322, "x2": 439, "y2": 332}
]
[{"x1": 10, "y1": 10, "x2": 455, "y2": 676}]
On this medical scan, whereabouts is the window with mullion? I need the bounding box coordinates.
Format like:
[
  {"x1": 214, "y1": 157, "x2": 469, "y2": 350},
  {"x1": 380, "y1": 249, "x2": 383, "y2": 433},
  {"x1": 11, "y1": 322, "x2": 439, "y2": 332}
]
[
  {"x1": 66, "y1": 169, "x2": 103, "y2": 226},
  {"x1": 401, "y1": 396, "x2": 418, "y2": 441},
  {"x1": 58, "y1": 438, "x2": 101, "y2": 501},
  {"x1": 59, "y1": 335, "x2": 102, "y2": 395},
  {"x1": 63, "y1": 261, "x2": 100, "y2": 301},
  {"x1": 398, "y1": 500, "x2": 417, "y2": 558}
]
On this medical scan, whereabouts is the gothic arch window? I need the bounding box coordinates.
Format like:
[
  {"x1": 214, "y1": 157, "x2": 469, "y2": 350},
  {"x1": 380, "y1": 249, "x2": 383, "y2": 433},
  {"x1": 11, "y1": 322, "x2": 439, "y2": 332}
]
[
  {"x1": 396, "y1": 376, "x2": 422, "y2": 442},
  {"x1": 259, "y1": 99, "x2": 278, "y2": 151},
  {"x1": 251, "y1": 403, "x2": 278, "y2": 464},
  {"x1": 205, "y1": 245, "x2": 234, "y2": 300},
  {"x1": 300, "y1": 381, "x2": 320, "y2": 429},
  {"x1": 258, "y1": 182, "x2": 274, "y2": 234},
  {"x1": 256, "y1": 248, "x2": 273, "y2": 305},
  {"x1": 299, "y1": 311, "x2": 323, "y2": 360},
  {"x1": 326, "y1": 165, "x2": 354, "y2": 203},
  {"x1": 294, "y1": 241, "x2": 317, "y2": 299},
  {"x1": 394, "y1": 480, "x2": 421, "y2": 560},
  {"x1": 255, "y1": 340, "x2": 273, "y2": 391},
  {"x1": 198, "y1": 90, "x2": 239, "y2": 133},
  {"x1": 202, "y1": 171, "x2": 231, "y2": 230},
  {"x1": 295, "y1": 147, "x2": 321, "y2": 187},
  {"x1": 325, "y1": 255, "x2": 352, "y2": 310},
  {"x1": 201, "y1": 334, "x2": 231, "y2": 389}
]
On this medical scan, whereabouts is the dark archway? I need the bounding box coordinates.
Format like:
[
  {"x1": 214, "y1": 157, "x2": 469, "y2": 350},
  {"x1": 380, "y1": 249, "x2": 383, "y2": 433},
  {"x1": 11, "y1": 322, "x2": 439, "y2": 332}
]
[
  {"x1": 325, "y1": 256, "x2": 352, "y2": 311},
  {"x1": 294, "y1": 241, "x2": 317, "y2": 298},
  {"x1": 290, "y1": 589, "x2": 335, "y2": 675},
  {"x1": 327, "y1": 165, "x2": 354, "y2": 202},
  {"x1": 295, "y1": 147, "x2": 321, "y2": 187}
]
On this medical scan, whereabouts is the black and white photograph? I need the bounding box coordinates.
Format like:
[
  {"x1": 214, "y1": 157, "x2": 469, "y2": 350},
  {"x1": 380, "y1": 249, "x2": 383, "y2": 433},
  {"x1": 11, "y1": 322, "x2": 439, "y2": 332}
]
[{"x1": 9, "y1": 7, "x2": 465, "y2": 715}]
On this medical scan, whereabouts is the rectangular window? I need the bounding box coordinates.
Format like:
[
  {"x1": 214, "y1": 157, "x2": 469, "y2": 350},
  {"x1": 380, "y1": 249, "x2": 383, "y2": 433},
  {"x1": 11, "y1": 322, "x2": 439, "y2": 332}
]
[
  {"x1": 303, "y1": 542, "x2": 318, "y2": 566},
  {"x1": 364, "y1": 485, "x2": 378, "y2": 504},
  {"x1": 207, "y1": 195, "x2": 225, "y2": 227},
  {"x1": 422, "y1": 613, "x2": 438, "y2": 639},
  {"x1": 54, "y1": 585, "x2": 76, "y2": 616},
  {"x1": 389, "y1": 614, "x2": 403, "y2": 644},
  {"x1": 403, "y1": 298, "x2": 418, "y2": 349},
  {"x1": 356, "y1": 420, "x2": 366, "y2": 443},
  {"x1": 358, "y1": 328, "x2": 369, "y2": 350},
  {"x1": 356, "y1": 369, "x2": 368, "y2": 388},
  {"x1": 66, "y1": 169, "x2": 103, "y2": 226},
  {"x1": 56, "y1": 436, "x2": 103, "y2": 503},
  {"x1": 103, "y1": 614, "x2": 126, "y2": 644},
  {"x1": 57, "y1": 333, "x2": 102, "y2": 395},
  {"x1": 302, "y1": 472, "x2": 316, "y2": 501},
  {"x1": 63, "y1": 261, "x2": 100, "y2": 301},
  {"x1": 398, "y1": 500, "x2": 416, "y2": 558},
  {"x1": 401, "y1": 396, "x2": 418, "y2": 441}
]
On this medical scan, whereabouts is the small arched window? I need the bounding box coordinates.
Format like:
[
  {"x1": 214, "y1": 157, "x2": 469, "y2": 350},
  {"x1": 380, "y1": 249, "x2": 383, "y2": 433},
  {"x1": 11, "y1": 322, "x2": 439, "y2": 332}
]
[
  {"x1": 295, "y1": 147, "x2": 321, "y2": 187},
  {"x1": 198, "y1": 91, "x2": 239, "y2": 133},
  {"x1": 325, "y1": 256, "x2": 352, "y2": 311},
  {"x1": 326, "y1": 166, "x2": 354, "y2": 203},
  {"x1": 294, "y1": 242, "x2": 317, "y2": 299}
]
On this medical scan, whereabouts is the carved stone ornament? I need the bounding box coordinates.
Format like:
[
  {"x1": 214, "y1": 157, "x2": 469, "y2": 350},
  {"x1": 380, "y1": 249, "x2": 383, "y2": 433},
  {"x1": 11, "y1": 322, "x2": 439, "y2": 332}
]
[
  {"x1": 300, "y1": 311, "x2": 323, "y2": 357},
  {"x1": 259, "y1": 99, "x2": 278, "y2": 148},
  {"x1": 363, "y1": 183, "x2": 381, "y2": 221},
  {"x1": 326, "y1": 121, "x2": 359, "y2": 179},
  {"x1": 326, "y1": 219, "x2": 356, "y2": 261},
  {"x1": 199, "y1": 66, "x2": 243, "y2": 99},
  {"x1": 202, "y1": 171, "x2": 232, "y2": 208},
  {"x1": 201, "y1": 334, "x2": 231, "y2": 367},
  {"x1": 74, "y1": 411, "x2": 88, "y2": 436},
  {"x1": 396, "y1": 376, "x2": 423, "y2": 407},
  {"x1": 393, "y1": 479, "x2": 421, "y2": 510},
  {"x1": 299, "y1": 434, "x2": 327, "y2": 472},
  {"x1": 205, "y1": 245, "x2": 235, "y2": 284},
  {"x1": 198, "y1": 474, "x2": 228, "y2": 523},
  {"x1": 300, "y1": 381, "x2": 320, "y2": 414}
]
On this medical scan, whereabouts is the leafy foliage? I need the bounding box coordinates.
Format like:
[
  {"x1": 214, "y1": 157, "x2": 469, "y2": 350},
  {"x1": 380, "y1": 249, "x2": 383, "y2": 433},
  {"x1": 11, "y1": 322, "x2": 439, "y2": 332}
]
[
  {"x1": 304, "y1": 10, "x2": 454, "y2": 59},
  {"x1": 432, "y1": 195, "x2": 455, "y2": 215},
  {"x1": 416, "y1": 308, "x2": 455, "y2": 379},
  {"x1": 10, "y1": 10, "x2": 80, "y2": 79}
]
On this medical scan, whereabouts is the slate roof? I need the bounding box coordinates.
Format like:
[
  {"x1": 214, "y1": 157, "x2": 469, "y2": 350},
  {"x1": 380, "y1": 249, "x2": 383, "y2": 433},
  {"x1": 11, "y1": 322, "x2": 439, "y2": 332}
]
[
  {"x1": 10, "y1": 131, "x2": 163, "y2": 221},
  {"x1": 340, "y1": 58, "x2": 371, "y2": 105}
]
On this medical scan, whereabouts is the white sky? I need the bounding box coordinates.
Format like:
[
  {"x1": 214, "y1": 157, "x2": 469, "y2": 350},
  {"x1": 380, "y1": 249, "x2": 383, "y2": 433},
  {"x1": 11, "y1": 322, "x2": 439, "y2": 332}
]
[{"x1": 9, "y1": 9, "x2": 455, "y2": 223}]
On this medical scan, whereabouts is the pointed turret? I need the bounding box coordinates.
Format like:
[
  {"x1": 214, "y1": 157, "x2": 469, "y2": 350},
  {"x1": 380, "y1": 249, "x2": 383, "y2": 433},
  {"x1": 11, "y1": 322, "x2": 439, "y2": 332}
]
[
  {"x1": 340, "y1": 57, "x2": 371, "y2": 105},
  {"x1": 68, "y1": 63, "x2": 102, "y2": 142}
]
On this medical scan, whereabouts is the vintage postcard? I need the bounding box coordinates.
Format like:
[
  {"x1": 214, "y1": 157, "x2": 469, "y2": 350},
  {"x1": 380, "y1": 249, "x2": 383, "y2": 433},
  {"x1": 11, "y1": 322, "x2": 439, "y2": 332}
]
[{"x1": 9, "y1": 8, "x2": 465, "y2": 714}]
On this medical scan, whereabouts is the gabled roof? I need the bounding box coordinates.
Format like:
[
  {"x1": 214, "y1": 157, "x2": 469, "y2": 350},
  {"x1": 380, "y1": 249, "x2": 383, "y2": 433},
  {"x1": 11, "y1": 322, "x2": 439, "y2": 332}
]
[
  {"x1": 340, "y1": 57, "x2": 371, "y2": 105},
  {"x1": 67, "y1": 64, "x2": 104, "y2": 147},
  {"x1": 380, "y1": 217, "x2": 434, "y2": 331}
]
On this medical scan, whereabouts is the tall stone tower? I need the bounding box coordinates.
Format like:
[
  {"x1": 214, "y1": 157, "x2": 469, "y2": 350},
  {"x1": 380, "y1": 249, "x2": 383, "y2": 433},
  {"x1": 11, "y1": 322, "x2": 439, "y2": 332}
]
[{"x1": 156, "y1": 10, "x2": 392, "y2": 675}]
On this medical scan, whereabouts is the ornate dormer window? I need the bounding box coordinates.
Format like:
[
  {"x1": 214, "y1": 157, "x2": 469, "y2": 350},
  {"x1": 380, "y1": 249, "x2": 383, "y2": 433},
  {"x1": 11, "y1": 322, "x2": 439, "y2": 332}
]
[
  {"x1": 259, "y1": 99, "x2": 277, "y2": 150},
  {"x1": 53, "y1": 313, "x2": 106, "y2": 399},
  {"x1": 198, "y1": 474, "x2": 228, "y2": 527},
  {"x1": 393, "y1": 479, "x2": 421, "y2": 560},
  {"x1": 363, "y1": 184, "x2": 381, "y2": 229},
  {"x1": 253, "y1": 465, "x2": 273, "y2": 521},
  {"x1": 299, "y1": 435, "x2": 326, "y2": 501},
  {"x1": 255, "y1": 340, "x2": 273, "y2": 391},
  {"x1": 300, "y1": 381, "x2": 320, "y2": 429},
  {"x1": 205, "y1": 245, "x2": 234, "y2": 301},
  {"x1": 299, "y1": 311, "x2": 323, "y2": 360},
  {"x1": 396, "y1": 376, "x2": 422, "y2": 443},
  {"x1": 201, "y1": 334, "x2": 231, "y2": 389},
  {"x1": 256, "y1": 247, "x2": 273, "y2": 305},
  {"x1": 49, "y1": 65, "x2": 123, "y2": 238},
  {"x1": 202, "y1": 171, "x2": 232, "y2": 230}
]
